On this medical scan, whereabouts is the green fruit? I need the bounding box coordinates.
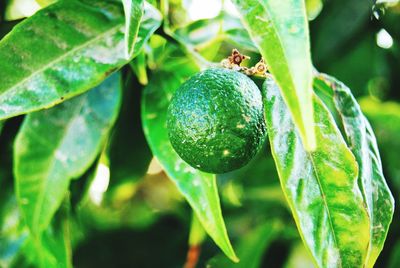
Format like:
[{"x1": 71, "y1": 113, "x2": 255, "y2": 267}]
[{"x1": 167, "y1": 68, "x2": 266, "y2": 174}]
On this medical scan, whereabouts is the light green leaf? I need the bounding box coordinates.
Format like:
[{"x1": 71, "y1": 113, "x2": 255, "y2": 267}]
[
  {"x1": 122, "y1": 0, "x2": 144, "y2": 58},
  {"x1": 174, "y1": 12, "x2": 258, "y2": 54},
  {"x1": 39, "y1": 198, "x2": 72, "y2": 268},
  {"x1": 142, "y1": 71, "x2": 238, "y2": 262},
  {"x1": 232, "y1": 0, "x2": 316, "y2": 150},
  {"x1": 0, "y1": 0, "x2": 161, "y2": 120},
  {"x1": 188, "y1": 213, "x2": 206, "y2": 246},
  {"x1": 314, "y1": 74, "x2": 395, "y2": 268},
  {"x1": 263, "y1": 76, "x2": 370, "y2": 267},
  {"x1": 376, "y1": 0, "x2": 399, "y2": 3},
  {"x1": 23, "y1": 197, "x2": 72, "y2": 268},
  {"x1": 14, "y1": 73, "x2": 122, "y2": 235},
  {"x1": 305, "y1": 0, "x2": 323, "y2": 20},
  {"x1": 35, "y1": 0, "x2": 57, "y2": 7},
  {"x1": 5, "y1": 0, "x2": 41, "y2": 21},
  {"x1": 130, "y1": 50, "x2": 149, "y2": 85}
]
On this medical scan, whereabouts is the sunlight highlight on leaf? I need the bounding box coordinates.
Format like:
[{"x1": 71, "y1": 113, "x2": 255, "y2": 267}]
[
  {"x1": 142, "y1": 70, "x2": 238, "y2": 262},
  {"x1": 232, "y1": 0, "x2": 316, "y2": 151},
  {"x1": 14, "y1": 73, "x2": 121, "y2": 234},
  {"x1": 263, "y1": 76, "x2": 370, "y2": 267}
]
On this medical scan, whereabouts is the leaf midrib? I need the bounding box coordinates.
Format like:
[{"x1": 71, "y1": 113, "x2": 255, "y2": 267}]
[
  {"x1": 257, "y1": 1, "x2": 297, "y2": 94},
  {"x1": 1, "y1": 23, "x2": 123, "y2": 98},
  {"x1": 31, "y1": 96, "x2": 87, "y2": 231},
  {"x1": 307, "y1": 152, "x2": 340, "y2": 259}
]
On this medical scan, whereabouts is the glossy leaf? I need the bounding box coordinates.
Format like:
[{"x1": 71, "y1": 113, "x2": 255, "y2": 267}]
[
  {"x1": 5, "y1": 0, "x2": 41, "y2": 21},
  {"x1": 0, "y1": 21, "x2": 19, "y2": 40},
  {"x1": 122, "y1": 0, "x2": 144, "y2": 58},
  {"x1": 23, "y1": 197, "x2": 72, "y2": 268},
  {"x1": 142, "y1": 71, "x2": 238, "y2": 262},
  {"x1": 174, "y1": 12, "x2": 258, "y2": 53},
  {"x1": 232, "y1": 0, "x2": 316, "y2": 150},
  {"x1": 263, "y1": 76, "x2": 370, "y2": 267},
  {"x1": 305, "y1": 0, "x2": 323, "y2": 20},
  {"x1": 188, "y1": 213, "x2": 206, "y2": 246},
  {"x1": 35, "y1": 0, "x2": 57, "y2": 7},
  {"x1": 14, "y1": 73, "x2": 122, "y2": 234},
  {"x1": 314, "y1": 74, "x2": 395, "y2": 267},
  {"x1": 0, "y1": 0, "x2": 161, "y2": 120}
]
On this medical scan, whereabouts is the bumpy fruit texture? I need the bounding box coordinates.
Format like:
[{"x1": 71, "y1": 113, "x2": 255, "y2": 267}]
[{"x1": 167, "y1": 68, "x2": 266, "y2": 174}]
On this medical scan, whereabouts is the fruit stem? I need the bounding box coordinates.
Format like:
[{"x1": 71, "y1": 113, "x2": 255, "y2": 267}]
[{"x1": 221, "y1": 49, "x2": 269, "y2": 77}]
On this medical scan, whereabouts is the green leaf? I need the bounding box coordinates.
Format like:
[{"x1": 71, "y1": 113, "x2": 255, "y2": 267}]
[
  {"x1": 232, "y1": 0, "x2": 316, "y2": 150},
  {"x1": 35, "y1": 0, "x2": 57, "y2": 7},
  {"x1": 0, "y1": 0, "x2": 161, "y2": 120},
  {"x1": 130, "y1": 50, "x2": 149, "y2": 85},
  {"x1": 21, "y1": 198, "x2": 72, "y2": 268},
  {"x1": 188, "y1": 213, "x2": 206, "y2": 246},
  {"x1": 314, "y1": 74, "x2": 395, "y2": 268},
  {"x1": 5, "y1": 0, "x2": 41, "y2": 21},
  {"x1": 14, "y1": 73, "x2": 122, "y2": 235},
  {"x1": 262, "y1": 76, "x2": 370, "y2": 267},
  {"x1": 0, "y1": 21, "x2": 19, "y2": 40},
  {"x1": 305, "y1": 0, "x2": 323, "y2": 21},
  {"x1": 122, "y1": 0, "x2": 144, "y2": 58},
  {"x1": 23, "y1": 197, "x2": 72, "y2": 268},
  {"x1": 359, "y1": 97, "x2": 400, "y2": 192},
  {"x1": 142, "y1": 71, "x2": 238, "y2": 262},
  {"x1": 39, "y1": 198, "x2": 72, "y2": 268},
  {"x1": 174, "y1": 12, "x2": 258, "y2": 53}
]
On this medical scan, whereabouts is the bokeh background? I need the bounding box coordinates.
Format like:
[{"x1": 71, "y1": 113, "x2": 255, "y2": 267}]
[{"x1": 0, "y1": 0, "x2": 399, "y2": 267}]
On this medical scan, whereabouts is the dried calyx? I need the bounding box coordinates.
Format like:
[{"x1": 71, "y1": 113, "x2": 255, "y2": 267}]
[{"x1": 221, "y1": 49, "x2": 269, "y2": 77}]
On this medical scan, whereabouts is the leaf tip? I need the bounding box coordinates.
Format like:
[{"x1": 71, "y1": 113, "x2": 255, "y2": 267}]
[
  {"x1": 220, "y1": 240, "x2": 239, "y2": 263},
  {"x1": 231, "y1": 255, "x2": 240, "y2": 263}
]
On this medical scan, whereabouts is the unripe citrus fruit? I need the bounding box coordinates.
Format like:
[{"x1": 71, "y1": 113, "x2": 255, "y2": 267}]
[{"x1": 167, "y1": 68, "x2": 266, "y2": 174}]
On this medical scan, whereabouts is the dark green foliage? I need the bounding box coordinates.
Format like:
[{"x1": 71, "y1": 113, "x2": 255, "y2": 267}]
[{"x1": 0, "y1": 0, "x2": 399, "y2": 267}]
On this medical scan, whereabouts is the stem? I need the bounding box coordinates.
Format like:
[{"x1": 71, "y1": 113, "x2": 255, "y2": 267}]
[
  {"x1": 183, "y1": 245, "x2": 201, "y2": 268},
  {"x1": 183, "y1": 213, "x2": 206, "y2": 268}
]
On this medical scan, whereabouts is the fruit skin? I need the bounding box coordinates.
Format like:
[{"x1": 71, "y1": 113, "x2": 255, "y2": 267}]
[{"x1": 167, "y1": 68, "x2": 266, "y2": 174}]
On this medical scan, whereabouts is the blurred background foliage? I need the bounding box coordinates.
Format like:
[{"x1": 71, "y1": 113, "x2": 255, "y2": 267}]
[{"x1": 0, "y1": 0, "x2": 399, "y2": 267}]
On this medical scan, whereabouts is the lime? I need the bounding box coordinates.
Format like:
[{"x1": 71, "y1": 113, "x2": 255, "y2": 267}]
[{"x1": 167, "y1": 68, "x2": 266, "y2": 174}]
